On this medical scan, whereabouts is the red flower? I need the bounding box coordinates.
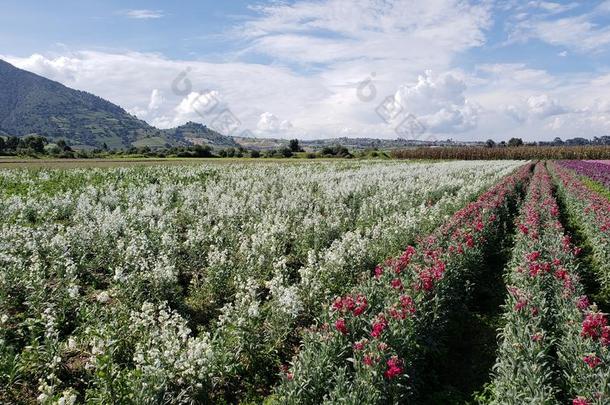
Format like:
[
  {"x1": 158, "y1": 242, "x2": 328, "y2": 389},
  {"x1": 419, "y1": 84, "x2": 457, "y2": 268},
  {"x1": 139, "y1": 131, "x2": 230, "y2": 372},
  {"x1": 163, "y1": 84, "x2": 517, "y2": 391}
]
[
  {"x1": 384, "y1": 356, "x2": 403, "y2": 379},
  {"x1": 583, "y1": 354, "x2": 601, "y2": 369},
  {"x1": 335, "y1": 318, "x2": 348, "y2": 335},
  {"x1": 526, "y1": 251, "x2": 541, "y2": 262},
  {"x1": 390, "y1": 278, "x2": 403, "y2": 291},
  {"x1": 371, "y1": 315, "x2": 388, "y2": 339},
  {"x1": 554, "y1": 268, "x2": 568, "y2": 280},
  {"x1": 581, "y1": 312, "x2": 608, "y2": 341},
  {"x1": 465, "y1": 234, "x2": 475, "y2": 248},
  {"x1": 363, "y1": 355, "x2": 374, "y2": 366},
  {"x1": 353, "y1": 298, "x2": 367, "y2": 316}
]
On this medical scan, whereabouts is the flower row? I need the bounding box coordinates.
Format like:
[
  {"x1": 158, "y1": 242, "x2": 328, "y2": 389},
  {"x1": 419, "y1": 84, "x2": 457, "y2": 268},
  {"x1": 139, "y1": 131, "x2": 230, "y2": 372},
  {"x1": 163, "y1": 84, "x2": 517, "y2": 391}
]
[
  {"x1": 550, "y1": 162, "x2": 610, "y2": 292},
  {"x1": 489, "y1": 163, "x2": 608, "y2": 404},
  {"x1": 275, "y1": 163, "x2": 533, "y2": 403}
]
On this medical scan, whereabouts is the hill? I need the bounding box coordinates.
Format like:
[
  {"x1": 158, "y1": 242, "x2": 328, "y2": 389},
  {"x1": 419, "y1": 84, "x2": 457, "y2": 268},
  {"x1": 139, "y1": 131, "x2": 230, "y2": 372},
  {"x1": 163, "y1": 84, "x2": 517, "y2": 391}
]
[
  {"x1": 162, "y1": 122, "x2": 238, "y2": 148},
  {"x1": 0, "y1": 59, "x2": 166, "y2": 148}
]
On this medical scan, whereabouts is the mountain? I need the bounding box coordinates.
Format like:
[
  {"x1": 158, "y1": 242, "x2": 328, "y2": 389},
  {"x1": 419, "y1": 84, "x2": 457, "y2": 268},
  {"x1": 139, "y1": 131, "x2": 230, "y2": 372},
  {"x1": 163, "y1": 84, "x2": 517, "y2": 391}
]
[
  {"x1": 162, "y1": 122, "x2": 238, "y2": 148},
  {"x1": 0, "y1": 59, "x2": 162, "y2": 148},
  {"x1": 0, "y1": 59, "x2": 238, "y2": 149}
]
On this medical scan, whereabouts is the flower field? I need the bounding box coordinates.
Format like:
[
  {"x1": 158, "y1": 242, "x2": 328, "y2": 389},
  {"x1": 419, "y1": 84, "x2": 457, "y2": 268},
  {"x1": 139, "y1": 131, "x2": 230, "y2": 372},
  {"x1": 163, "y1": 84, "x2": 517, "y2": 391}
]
[
  {"x1": 1, "y1": 159, "x2": 610, "y2": 404},
  {"x1": 558, "y1": 160, "x2": 610, "y2": 189}
]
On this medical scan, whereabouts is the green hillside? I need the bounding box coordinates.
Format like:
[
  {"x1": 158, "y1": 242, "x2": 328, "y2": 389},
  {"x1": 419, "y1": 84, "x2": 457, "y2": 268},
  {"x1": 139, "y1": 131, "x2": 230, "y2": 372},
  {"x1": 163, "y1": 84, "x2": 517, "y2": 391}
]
[{"x1": 0, "y1": 59, "x2": 237, "y2": 149}]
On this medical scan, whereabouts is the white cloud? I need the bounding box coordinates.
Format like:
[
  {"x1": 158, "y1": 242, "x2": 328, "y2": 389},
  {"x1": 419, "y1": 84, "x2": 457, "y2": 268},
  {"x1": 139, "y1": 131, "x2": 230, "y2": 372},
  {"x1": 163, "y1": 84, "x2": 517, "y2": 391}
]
[
  {"x1": 508, "y1": 2, "x2": 610, "y2": 52},
  {"x1": 526, "y1": 94, "x2": 566, "y2": 118},
  {"x1": 123, "y1": 9, "x2": 164, "y2": 20},
  {"x1": 393, "y1": 71, "x2": 478, "y2": 133},
  {"x1": 148, "y1": 89, "x2": 163, "y2": 111},
  {"x1": 256, "y1": 112, "x2": 293, "y2": 134}
]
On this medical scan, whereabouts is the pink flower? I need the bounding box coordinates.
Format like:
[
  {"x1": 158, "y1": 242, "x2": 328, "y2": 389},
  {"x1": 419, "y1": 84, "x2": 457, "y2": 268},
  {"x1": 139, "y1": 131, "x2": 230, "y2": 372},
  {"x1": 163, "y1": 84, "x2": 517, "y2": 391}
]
[
  {"x1": 514, "y1": 299, "x2": 527, "y2": 312},
  {"x1": 573, "y1": 397, "x2": 590, "y2": 405},
  {"x1": 602, "y1": 326, "x2": 610, "y2": 346},
  {"x1": 374, "y1": 265, "x2": 384, "y2": 279},
  {"x1": 363, "y1": 355, "x2": 374, "y2": 366},
  {"x1": 531, "y1": 332, "x2": 543, "y2": 342},
  {"x1": 390, "y1": 278, "x2": 403, "y2": 291},
  {"x1": 353, "y1": 295, "x2": 368, "y2": 316},
  {"x1": 335, "y1": 318, "x2": 348, "y2": 335},
  {"x1": 400, "y1": 295, "x2": 416, "y2": 315},
  {"x1": 554, "y1": 268, "x2": 568, "y2": 280},
  {"x1": 583, "y1": 354, "x2": 601, "y2": 369},
  {"x1": 577, "y1": 295, "x2": 590, "y2": 310},
  {"x1": 280, "y1": 364, "x2": 293, "y2": 381},
  {"x1": 384, "y1": 356, "x2": 403, "y2": 379},
  {"x1": 353, "y1": 339, "x2": 368, "y2": 351}
]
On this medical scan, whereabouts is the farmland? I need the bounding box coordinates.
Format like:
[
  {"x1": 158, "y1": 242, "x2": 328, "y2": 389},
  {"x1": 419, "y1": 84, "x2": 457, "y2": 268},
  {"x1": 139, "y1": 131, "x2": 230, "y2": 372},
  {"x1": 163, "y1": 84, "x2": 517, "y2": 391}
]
[{"x1": 1, "y1": 160, "x2": 610, "y2": 404}]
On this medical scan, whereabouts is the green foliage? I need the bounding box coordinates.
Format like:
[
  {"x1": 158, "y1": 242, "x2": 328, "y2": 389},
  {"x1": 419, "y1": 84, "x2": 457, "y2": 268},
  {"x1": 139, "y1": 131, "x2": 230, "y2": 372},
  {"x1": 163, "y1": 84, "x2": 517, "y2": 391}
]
[{"x1": 507, "y1": 138, "x2": 524, "y2": 147}]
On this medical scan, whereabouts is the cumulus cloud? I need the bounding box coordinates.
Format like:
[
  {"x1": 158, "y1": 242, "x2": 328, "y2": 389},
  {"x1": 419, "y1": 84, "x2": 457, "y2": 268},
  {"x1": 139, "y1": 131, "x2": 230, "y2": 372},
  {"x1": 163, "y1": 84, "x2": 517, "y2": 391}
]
[
  {"x1": 393, "y1": 71, "x2": 478, "y2": 133},
  {"x1": 256, "y1": 112, "x2": 293, "y2": 134},
  {"x1": 526, "y1": 94, "x2": 566, "y2": 118}
]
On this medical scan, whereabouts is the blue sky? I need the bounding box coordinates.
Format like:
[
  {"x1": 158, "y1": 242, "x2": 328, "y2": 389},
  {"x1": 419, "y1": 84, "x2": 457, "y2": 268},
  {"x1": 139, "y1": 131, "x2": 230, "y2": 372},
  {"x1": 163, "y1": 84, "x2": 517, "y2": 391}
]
[{"x1": 3, "y1": 0, "x2": 610, "y2": 141}]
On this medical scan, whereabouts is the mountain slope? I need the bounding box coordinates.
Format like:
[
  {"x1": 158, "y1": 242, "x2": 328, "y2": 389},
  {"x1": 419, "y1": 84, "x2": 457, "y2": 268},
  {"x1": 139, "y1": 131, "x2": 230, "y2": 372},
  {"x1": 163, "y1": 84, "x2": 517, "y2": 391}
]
[
  {"x1": 0, "y1": 59, "x2": 164, "y2": 148},
  {"x1": 0, "y1": 59, "x2": 244, "y2": 149},
  {"x1": 163, "y1": 122, "x2": 239, "y2": 148}
]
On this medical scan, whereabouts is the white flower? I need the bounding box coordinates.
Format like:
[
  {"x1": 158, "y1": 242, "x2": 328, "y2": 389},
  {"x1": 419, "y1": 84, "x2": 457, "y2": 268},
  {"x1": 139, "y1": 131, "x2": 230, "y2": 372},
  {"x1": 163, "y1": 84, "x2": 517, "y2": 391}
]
[{"x1": 96, "y1": 291, "x2": 111, "y2": 304}]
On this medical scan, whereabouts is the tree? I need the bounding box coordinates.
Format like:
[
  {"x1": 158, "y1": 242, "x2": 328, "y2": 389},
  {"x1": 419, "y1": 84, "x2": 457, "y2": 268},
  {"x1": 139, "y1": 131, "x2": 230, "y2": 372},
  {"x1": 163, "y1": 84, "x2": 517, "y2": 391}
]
[
  {"x1": 279, "y1": 147, "x2": 293, "y2": 158},
  {"x1": 6, "y1": 136, "x2": 19, "y2": 150},
  {"x1": 0, "y1": 137, "x2": 4, "y2": 154},
  {"x1": 485, "y1": 139, "x2": 496, "y2": 148},
  {"x1": 23, "y1": 135, "x2": 47, "y2": 153},
  {"x1": 250, "y1": 150, "x2": 261, "y2": 158},
  {"x1": 553, "y1": 137, "x2": 564, "y2": 146},
  {"x1": 57, "y1": 139, "x2": 73, "y2": 152},
  {"x1": 289, "y1": 139, "x2": 302, "y2": 152},
  {"x1": 508, "y1": 137, "x2": 524, "y2": 147}
]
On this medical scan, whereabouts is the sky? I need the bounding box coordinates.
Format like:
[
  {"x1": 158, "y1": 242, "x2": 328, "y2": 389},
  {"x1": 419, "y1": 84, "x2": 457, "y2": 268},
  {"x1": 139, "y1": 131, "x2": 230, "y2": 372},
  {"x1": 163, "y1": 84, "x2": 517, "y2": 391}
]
[{"x1": 3, "y1": 0, "x2": 610, "y2": 141}]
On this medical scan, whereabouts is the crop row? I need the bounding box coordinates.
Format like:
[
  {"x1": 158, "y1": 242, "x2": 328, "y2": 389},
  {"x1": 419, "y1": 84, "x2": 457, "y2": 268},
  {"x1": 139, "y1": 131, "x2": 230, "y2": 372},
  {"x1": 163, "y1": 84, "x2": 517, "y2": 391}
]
[
  {"x1": 489, "y1": 163, "x2": 608, "y2": 404},
  {"x1": 275, "y1": 163, "x2": 533, "y2": 403},
  {"x1": 550, "y1": 162, "x2": 610, "y2": 293},
  {"x1": 0, "y1": 161, "x2": 522, "y2": 403}
]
